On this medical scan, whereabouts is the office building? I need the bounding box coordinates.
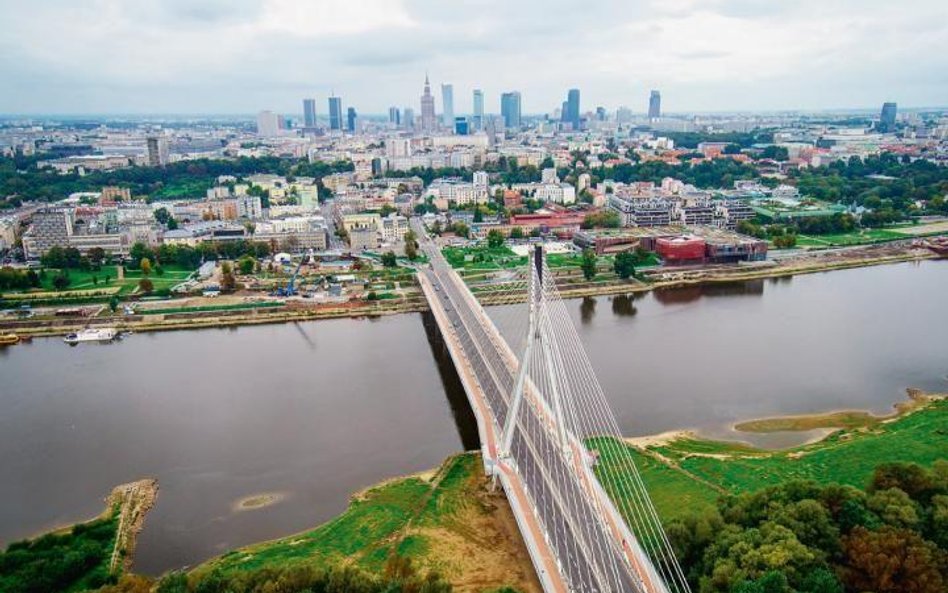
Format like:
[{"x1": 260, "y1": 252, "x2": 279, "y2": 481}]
[
  {"x1": 595, "y1": 106, "x2": 607, "y2": 121},
  {"x1": 146, "y1": 136, "x2": 169, "y2": 166},
  {"x1": 648, "y1": 90, "x2": 662, "y2": 119},
  {"x1": 880, "y1": 102, "x2": 897, "y2": 132},
  {"x1": 328, "y1": 96, "x2": 343, "y2": 131},
  {"x1": 562, "y1": 88, "x2": 580, "y2": 129},
  {"x1": 454, "y1": 117, "x2": 469, "y2": 135},
  {"x1": 403, "y1": 107, "x2": 415, "y2": 130},
  {"x1": 420, "y1": 75, "x2": 436, "y2": 132},
  {"x1": 441, "y1": 83, "x2": 454, "y2": 128},
  {"x1": 347, "y1": 107, "x2": 358, "y2": 133},
  {"x1": 388, "y1": 106, "x2": 401, "y2": 127},
  {"x1": 472, "y1": 89, "x2": 484, "y2": 130},
  {"x1": 256, "y1": 110, "x2": 281, "y2": 137},
  {"x1": 303, "y1": 98, "x2": 317, "y2": 128},
  {"x1": 501, "y1": 91, "x2": 522, "y2": 129}
]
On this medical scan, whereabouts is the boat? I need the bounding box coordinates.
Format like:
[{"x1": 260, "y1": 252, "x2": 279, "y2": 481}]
[
  {"x1": 0, "y1": 333, "x2": 20, "y2": 345},
  {"x1": 63, "y1": 328, "x2": 117, "y2": 345}
]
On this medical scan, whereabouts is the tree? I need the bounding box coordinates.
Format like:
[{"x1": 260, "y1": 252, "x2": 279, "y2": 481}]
[
  {"x1": 840, "y1": 526, "x2": 945, "y2": 593},
  {"x1": 138, "y1": 278, "x2": 154, "y2": 293},
  {"x1": 487, "y1": 229, "x2": 505, "y2": 249},
  {"x1": 166, "y1": 217, "x2": 178, "y2": 230},
  {"x1": 473, "y1": 208, "x2": 484, "y2": 223},
  {"x1": 87, "y1": 247, "x2": 106, "y2": 267},
  {"x1": 220, "y1": 261, "x2": 236, "y2": 292},
  {"x1": 381, "y1": 251, "x2": 398, "y2": 267},
  {"x1": 404, "y1": 230, "x2": 419, "y2": 261},
  {"x1": 452, "y1": 222, "x2": 470, "y2": 238},
  {"x1": 580, "y1": 249, "x2": 597, "y2": 281},
  {"x1": 154, "y1": 207, "x2": 171, "y2": 224},
  {"x1": 52, "y1": 271, "x2": 71, "y2": 290},
  {"x1": 723, "y1": 143, "x2": 743, "y2": 155},
  {"x1": 140, "y1": 257, "x2": 152, "y2": 276},
  {"x1": 108, "y1": 296, "x2": 119, "y2": 313},
  {"x1": 41, "y1": 245, "x2": 66, "y2": 268},
  {"x1": 510, "y1": 226, "x2": 525, "y2": 239},
  {"x1": 614, "y1": 251, "x2": 637, "y2": 279},
  {"x1": 238, "y1": 256, "x2": 255, "y2": 275}
]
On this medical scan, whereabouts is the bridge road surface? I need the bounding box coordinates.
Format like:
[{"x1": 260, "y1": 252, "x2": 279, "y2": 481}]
[{"x1": 414, "y1": 222, "x2": 657, "y2": 593}]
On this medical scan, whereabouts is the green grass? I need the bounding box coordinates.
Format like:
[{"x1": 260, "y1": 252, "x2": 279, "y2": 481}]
[
  {"x1": 594, "y1": 399, "x2": 948, "y2": 524},
  {"x1": 797, "y1": 228, "x2": 907, "y2": 247},
  {"x1": 442, "y1": 246, "x2": 528, "y2": 271},
  {"x1": 197, "y1": 454, "x2": 483, "y2": 578},
  {"x1": 6, "y1": 265, "x2": 196, "y2": 298}
]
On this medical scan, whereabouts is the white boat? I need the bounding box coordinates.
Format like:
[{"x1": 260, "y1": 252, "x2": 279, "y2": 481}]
[{"x1": 64, "y1": 328, "x2": 117, "y2": 344}]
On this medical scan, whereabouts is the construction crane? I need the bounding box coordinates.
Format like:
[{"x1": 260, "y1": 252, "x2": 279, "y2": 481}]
[{"x1": 272, "y1": 251, "x2": 311, "y2": 297}]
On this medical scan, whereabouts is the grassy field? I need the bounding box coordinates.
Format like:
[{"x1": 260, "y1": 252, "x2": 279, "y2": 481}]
[
  {"x1": 797, "y1": 228, "x2": 907, "y2": 247},
  {"x1": 137, "y1": 302, "x2": 284, "y2": 315},
  {"x1": 5, "y1": 265, "x2": 196, "y2": 297},
  {"x1": 443, "y1": 245, "x2": 528, "y2": 271},
  {"x1": 594, "y1": 397, "x2": 948, "y2": 524},
  {"x1": 195, "y1": 454, "x2": 539, "y2": 593}
]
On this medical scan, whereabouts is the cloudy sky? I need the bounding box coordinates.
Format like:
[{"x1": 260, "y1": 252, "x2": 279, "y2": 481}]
[{"x1": 1, "y1": 0, "x2": 946, "y2": 115}]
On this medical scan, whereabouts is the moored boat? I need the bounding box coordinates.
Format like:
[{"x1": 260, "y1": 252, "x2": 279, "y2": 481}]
[
  {"x1": 0, "y1": 333, "x2": 20, "y2": 345},
  {"x1": 63, "y1": 328, "x2": 117, "y2": 345}
]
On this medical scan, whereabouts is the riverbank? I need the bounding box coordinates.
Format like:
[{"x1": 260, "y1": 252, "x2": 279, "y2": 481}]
[
  {"x1": 600, "y1": 389, "x2": 948, "y2": 524},
  {"x1": 193, "y1": 454, "x2": 540, "y2": 593},
  {"x1": 0, "y1": 478, "x2": 157, "y2": 593},
  {"x1": 2, "y1": 243, "x2": 939, "y2": 338}
]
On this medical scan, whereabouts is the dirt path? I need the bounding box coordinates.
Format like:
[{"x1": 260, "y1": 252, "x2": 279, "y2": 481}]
[{"x1": 105, "y1": 478, "x2": 159, "y2": 574}]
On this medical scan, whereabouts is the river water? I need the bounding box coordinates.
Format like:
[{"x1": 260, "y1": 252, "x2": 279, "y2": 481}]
[{"x1": 1, "y1": 260, "x2": 945, "y2": 573}]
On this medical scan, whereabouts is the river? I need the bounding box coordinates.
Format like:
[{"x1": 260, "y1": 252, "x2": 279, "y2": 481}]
[{"x1": 0, "y1": 259, "x2": 945, "y2": 573}]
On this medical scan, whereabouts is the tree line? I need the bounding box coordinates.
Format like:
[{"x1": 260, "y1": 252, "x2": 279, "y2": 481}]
[
  {"x1": 0, "y1": 155, "x2": 353, "y2": 209},
  {"x1": 667, "y1": 461, "x2": 948, "y2": 593}
]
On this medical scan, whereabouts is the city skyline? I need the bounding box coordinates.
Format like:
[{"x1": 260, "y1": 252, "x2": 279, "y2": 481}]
[{"x1": 1, "y1": 0, "x2": 946, "y2": 115}]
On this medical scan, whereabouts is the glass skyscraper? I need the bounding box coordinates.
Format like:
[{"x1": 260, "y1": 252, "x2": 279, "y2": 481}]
[
  {"x1": 648, "y1": 90, "x2": 662, "y2": 119},
  {"x1": 501, "y1": 91, "x2": 521, "y2": 129},
  {"x1": 441, "y1": 84, "x2": 454, "y2": 128},
  {"x1": 302, "y1": 98, "x2": 317, "y2": 128},
  {"x1": 328, "y1": 96, "x2": 343, "y2": 131},
  {"x1": 473, "y1": 89, "x2": 484, "y2": 130}
]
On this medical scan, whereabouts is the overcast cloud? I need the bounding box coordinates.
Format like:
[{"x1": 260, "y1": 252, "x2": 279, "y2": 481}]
[{"x1": 1, "y1": 0, "x2": 945, "y2": 115}]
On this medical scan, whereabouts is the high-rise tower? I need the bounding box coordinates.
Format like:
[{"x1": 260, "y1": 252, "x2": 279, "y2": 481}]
[
  {"x1": 441, "y1": 83, "x2": 454, "y2": 128},
  {"x1": 501, "y1": 92, "x2": 522, "y2": 129},
  {"x1": 472, "y1": 89, "x2": 484, "y2": 130},
  {"x1": 302, "y1": 98, "x2": 317, "y2": 128},
  {"x1": 420, "y1": 75, "x2": 437, "y2": 132},
  {"x1": 648, "y1": 90, "x2": 662, "y2": 120},
  {"x1": 328, "y1": 96, "x2": 343, "y2": 131}
]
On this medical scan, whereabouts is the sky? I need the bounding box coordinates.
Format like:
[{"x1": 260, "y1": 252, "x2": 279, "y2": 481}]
[{"x1": 1, "y1": 0, "x2": 946, "y2": 116}]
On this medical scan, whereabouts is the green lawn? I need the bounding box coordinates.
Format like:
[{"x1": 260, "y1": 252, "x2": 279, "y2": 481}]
[
  {"x1": 594, "y1": 398, "x2": 948, "y2": 524},
  {"x1": 797, "y1": 228, "x2": 907, "y2": 247},
  {"x1": 138, "y1": 302, "x2": 284, "y2": 315},
  {"x1": 196, "y1": 454, "x2": 483, "y2": 577},
  {"x1": 442, "y1": 245, "x2": 528, "y2": 271}
]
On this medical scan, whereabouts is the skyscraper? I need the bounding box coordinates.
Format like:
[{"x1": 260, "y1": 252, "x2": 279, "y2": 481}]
[
  {"x1": 879, "y1": 102, "x2": 897, "y2": 132},
  {"x1": 441, "y1": 83, "x2": 454, "y2": 128},
  {"x1": 302, "y1": 98, "x2": 317, "y2": 128},
  {"x1": 472, "y1": 89, "x2": 484, "y2": 130},
  {"x1": 256, "y1": 110, "x2": 281, "y2": 137},
  {"x1": 420, "y1": 75, "x2": 436, "y2": 132},
  {"x1": 146, "y1": 136, "x2": 169, "y2": 166},
  {"x1": 403, "y1": 107, "x2": 415, "y2": 130},
  {"x1": 562, "y1": 88, "x2": 580, "y2": 129},
  {"x1": 328, "y1": 96, "x2": 343, "y2": 131},
  {"x1": 454, "y1": 117, "x2": 469, "y2": 135},
  {"x1": 501, "y1": 92, "x2": 521, "y2": 129},
  {"x1": 346, "y1": 107, "x2": 358, "y2": 133},
  {"x1": 648, "y1": 90, "x2": 662, "y2": 119},
  {"x1": 388, "y1": 106, "x2": 401, "y2": 127}
]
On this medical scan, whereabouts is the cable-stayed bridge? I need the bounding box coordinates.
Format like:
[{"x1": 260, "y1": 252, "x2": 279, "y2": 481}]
[{"x1": 414, "y1": 223, "x2": 691, "y2": 593}]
